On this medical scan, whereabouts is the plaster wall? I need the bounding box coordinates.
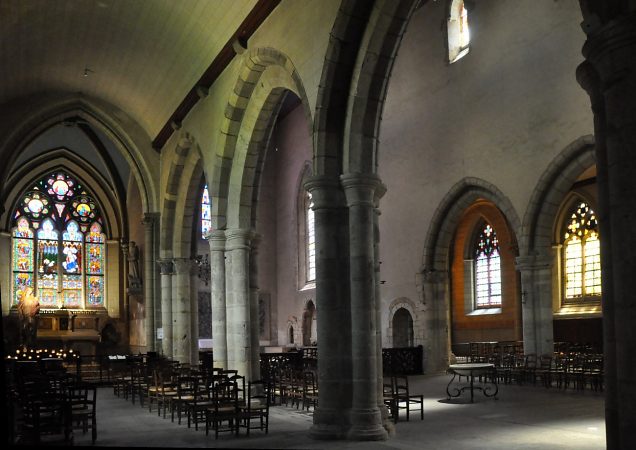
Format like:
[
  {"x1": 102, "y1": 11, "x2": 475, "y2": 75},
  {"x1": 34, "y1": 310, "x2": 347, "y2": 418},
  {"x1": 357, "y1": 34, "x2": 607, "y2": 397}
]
[
  {"x1": 256, "y1": 104, "x2": 313, "y2": 348},
  {"x1": 378, "y1": 1, "x2": 592, "y2": 345}
]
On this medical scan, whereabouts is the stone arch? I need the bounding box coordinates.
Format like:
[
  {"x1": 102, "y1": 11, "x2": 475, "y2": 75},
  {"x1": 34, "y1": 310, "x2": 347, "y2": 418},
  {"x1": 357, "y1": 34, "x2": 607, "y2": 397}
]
[
  {"x1": 210, "y1": 48, "x2": 311, "y2": 230},
  {"x1": 342, "y1": 0, "x2": 421, "y2": 174},
  {"x1": 520, "y1": 135, "x2": 596, "y2": 256},
  {"x1": 0, "y1": 97, "x2": 158, "y2": 213},
  {"x1": 160, "y1": 133, "x2": 195, "y2": 257},
  {"x1": 1, "y1": 150, "x2": 124, "y2": 239},
  {"x1": 387, "y1": 297, "x2": 417, "y2": 348},
  {"x1": 172, "y1": 143, "x2": 205, "y2": 259},
  {"x1": 422, "y1": 177, "x2": 521, "y2": 273}
]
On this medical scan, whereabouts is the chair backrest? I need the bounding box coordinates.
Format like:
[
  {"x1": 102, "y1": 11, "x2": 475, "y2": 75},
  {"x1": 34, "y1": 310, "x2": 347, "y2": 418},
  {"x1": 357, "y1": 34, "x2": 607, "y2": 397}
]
[{"x1": 247, "y1": 379, "x2": 270, "y2": 411}]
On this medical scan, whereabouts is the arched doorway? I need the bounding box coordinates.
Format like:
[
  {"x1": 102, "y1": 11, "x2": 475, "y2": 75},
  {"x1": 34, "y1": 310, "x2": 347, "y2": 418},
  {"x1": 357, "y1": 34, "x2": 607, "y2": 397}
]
[{"x1": 392, "y1": 307, "x2": 414, "y2": 348}]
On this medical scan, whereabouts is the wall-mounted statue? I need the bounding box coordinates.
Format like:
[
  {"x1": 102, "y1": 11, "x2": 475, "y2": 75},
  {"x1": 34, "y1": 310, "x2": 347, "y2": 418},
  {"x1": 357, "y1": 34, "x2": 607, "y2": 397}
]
[
  {"x1": 128, "y1": 241, "x2": 142, "y2": 295},
  {"x1": 17, "y1": 287, "x2": 40, "y2": 348}
]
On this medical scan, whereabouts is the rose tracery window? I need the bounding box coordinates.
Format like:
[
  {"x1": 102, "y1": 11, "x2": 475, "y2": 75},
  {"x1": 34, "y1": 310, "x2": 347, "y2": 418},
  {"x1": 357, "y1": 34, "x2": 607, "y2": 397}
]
[
  {"x1": 11, "y1": 171, "x2": 106, "y2": 309},
  {"x1": 563, "y1": 201, "x2": 601, "y2": 301}
]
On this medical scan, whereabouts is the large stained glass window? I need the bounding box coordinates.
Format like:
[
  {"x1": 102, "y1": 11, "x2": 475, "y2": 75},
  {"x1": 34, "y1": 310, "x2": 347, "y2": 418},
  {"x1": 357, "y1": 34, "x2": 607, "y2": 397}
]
[
  {"x1": 564, "y1": 202, "x2": 601, "y2": 300},
  {"x1": 201, "y1": 184, "x2": 211, "y2": 239},
  {"x1": 474, "y1": 223, "x2": 502, "y2": 308},
  {"x1": 10, "y1": 171, "x2": 106, "y2": 309},
  {"x1": 306, "y1": 191, "x2": 316, "y2": 282}
]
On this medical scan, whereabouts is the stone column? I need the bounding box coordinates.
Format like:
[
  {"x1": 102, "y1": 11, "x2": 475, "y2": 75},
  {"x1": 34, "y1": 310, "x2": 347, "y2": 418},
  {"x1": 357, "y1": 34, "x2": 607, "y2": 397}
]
[
  {"x1": 305, "y1": 175, "x2": 351, "y2": 440},
  {"x1": 341, "y1": 173, "x2": 387, "y2": 441},
  {"x1": 190, "y1": 260, "x2": 200, "y2": 365},
  {"x1": 225, "y1": 229, "x2": 252, "y2": 378},
  {"x1": 249, "y1": 232, "x2": 261, "y2": 381},
  {"x1": 172, "y1": 258, "x2": 193, "y2": 364},
  {"x1": 373, "y1": 185, "x2": 391, "y2": 432},
  {"x1": 421, "y1": 269, "x2": 449, "y2": 373},
  {"x1": 142, "y1": 213, "x2": 158, "y2": 352},
  {"x1": 515, "y1": 254, "x2": 554, "y2": 357},
  {"x1": 157, "y1": 259, "x2": 174, "y2": 358},
  {"x1": 577, "y1": 12, "x2": 636, "y2": 448},
  {"x1": 120, "y1": 241, "x2": 130, "y2": 343},
  {"x1": 208, "y1": 230, "x2": 227, "y2": 369}
]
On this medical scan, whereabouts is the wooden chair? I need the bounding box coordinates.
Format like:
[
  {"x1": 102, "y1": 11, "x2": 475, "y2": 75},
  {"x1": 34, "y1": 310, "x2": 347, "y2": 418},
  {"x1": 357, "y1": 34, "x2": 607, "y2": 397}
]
[
  {"x1": 238, "y1": 379, "x2": 270, "y2": 435},
  {"x1": 393, "y1": 375, "x2": 423, "y2": 421},
  {"x1": 301, "y1": 371, "x2": 318, "y2": 411},
  {"x1": 205, "y1": 377, "x2": 240, "y2": 439},
  {"x1": 66, "y1": 381, "x2": 97, "y2": 444},
  {"x1": 170, "y1": 375, "x2": 196, "y2": 424},
  {"x1": 533, "y1": 354, "x2": 553, "y2": 388},
  {"x1": 383, "y1": 378, "x2": 398, "y2": 423}
]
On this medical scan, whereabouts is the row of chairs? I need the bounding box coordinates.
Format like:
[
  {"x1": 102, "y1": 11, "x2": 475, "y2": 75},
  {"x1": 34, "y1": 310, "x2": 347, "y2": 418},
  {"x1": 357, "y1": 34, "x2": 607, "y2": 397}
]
[
  {"x1": 270, "y1": 368, "x2": 318, "y2": 411},
  {"x1": 110, "y1": 357, "x2": 270, "y2": 439},
  {"x1": 472, "y1": 352, "x2": 604, "y2": 391}
]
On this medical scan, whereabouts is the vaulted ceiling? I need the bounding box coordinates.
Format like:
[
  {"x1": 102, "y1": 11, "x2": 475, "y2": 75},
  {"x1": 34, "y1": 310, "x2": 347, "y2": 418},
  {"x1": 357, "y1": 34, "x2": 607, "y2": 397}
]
[{"x1": 0, "y1": 0, "x2": 257, "y2": 140}]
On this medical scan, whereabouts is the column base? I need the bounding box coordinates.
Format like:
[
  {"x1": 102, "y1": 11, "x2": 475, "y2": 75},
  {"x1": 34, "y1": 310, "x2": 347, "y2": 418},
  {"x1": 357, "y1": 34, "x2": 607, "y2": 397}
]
[
  {"x1": 347, "y1": 408, "x2": 388, "y2": 441},
  {"x1": 309, "y1": 407, "x2": 349, "y2": 440}
]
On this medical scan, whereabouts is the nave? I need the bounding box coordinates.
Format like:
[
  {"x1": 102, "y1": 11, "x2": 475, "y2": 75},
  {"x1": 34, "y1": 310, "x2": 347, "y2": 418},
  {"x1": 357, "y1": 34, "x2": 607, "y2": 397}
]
[{"x1": 66, "y1": 374, "x2": 603, "y2": 449}]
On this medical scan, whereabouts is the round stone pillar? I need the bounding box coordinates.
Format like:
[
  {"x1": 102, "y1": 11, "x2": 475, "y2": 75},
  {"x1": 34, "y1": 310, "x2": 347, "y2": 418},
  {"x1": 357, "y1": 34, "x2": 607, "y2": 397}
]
[
  {"x1": 421, "y1": 269, "x2": 449, "y2": 373},
  {"x1": 190, "y1": 260, "x2": 200, "y2": 365},
  {"x1": 208, "y1": 230, "x2": 228, "y2": 369},
  {"x1": 172, "y1": 258, "x2": 193, "y2": 364},
  {"x1": 515, "y1": 254, "x2": 554, "y2": 357},
  {"x1": 225, "y1": 229, "x2": 252, "y2": 378},
  {"x1": 341, "y1": 173, "x2": 387, "y2": 441},
  {"x1": 249, "y1": 232, "x2": 261, "y2": 381},
  {"x1": 373, "y1": 182, "x2": 391, "y2": 431},
  {"x1": 577, "y1": 12, "x2": 636, "y2": 448},
  {"x1": 305, "y1": 175, "x2": 351, "y2": 440},
  {"x1": 157, "y1": 259, "x2": 174, "y2": 358},
  {"x1": 142, "y1": 213, "x2": 159, "y2": 352}
]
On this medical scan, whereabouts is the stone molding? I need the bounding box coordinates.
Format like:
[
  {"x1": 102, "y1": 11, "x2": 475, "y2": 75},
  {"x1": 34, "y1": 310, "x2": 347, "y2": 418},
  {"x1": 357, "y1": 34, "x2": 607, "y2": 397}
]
[
  {"x1": 172, "y1": 257, "x2": 192, "y2": 274},
  {"x1": 304, "y1": 175, "x2": 344, "y2": 209}
]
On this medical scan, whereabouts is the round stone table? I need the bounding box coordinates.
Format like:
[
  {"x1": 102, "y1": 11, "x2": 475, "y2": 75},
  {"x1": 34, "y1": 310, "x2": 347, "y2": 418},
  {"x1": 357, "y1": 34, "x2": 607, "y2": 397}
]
[{"x1": 446, "y1": 363, "x2": 498, "y2": 402}]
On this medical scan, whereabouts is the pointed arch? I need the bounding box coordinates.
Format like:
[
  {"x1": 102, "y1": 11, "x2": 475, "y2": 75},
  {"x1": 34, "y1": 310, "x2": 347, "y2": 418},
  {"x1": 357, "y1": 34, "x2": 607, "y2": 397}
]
[
  {"x1": 520, "y1": 135, "x2": 596, "y2": 255},
  {"x1": 421, "y1": 177, "x2": 521, "y2": 273},
  {"x1": 0, "y1": 97, "x2": 158, "y2": 214}
]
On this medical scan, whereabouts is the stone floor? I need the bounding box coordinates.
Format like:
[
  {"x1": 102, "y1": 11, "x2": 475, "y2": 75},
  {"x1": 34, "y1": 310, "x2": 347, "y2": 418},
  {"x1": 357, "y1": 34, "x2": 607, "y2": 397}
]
[{"x1": 71, "y1": 373, "x2": 606, "y2": 449}]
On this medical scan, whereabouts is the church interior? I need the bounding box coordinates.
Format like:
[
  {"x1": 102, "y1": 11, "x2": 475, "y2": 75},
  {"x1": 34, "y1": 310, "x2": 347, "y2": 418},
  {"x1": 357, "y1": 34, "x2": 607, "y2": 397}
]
[{"x1": 1, "y1": 0, "x2": 635, "y2": 448}]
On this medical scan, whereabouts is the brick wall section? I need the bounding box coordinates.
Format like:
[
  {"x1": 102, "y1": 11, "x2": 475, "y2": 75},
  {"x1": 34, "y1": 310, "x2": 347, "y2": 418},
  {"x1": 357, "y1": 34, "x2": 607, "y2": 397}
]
[{"x1": 450, "y1": 200, "x2": 522, "y2": 344}]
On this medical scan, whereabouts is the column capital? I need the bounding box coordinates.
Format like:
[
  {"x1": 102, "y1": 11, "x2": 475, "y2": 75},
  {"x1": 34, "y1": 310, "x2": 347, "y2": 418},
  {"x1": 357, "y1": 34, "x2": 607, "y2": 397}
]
[
  {"x1": 142, "y1": 212, "x2": 160, "y2": 227},
  {"x1": 173, "y1": 257, "x2": 193, "y2": 274},
  {"x1": 304, "y1": 175, "x2": 344, "y2": 209},
  {"x1": 157, "y1": 259, "x2": 174, "y2": 275},
  {"x1": 207, "y1": 230, "x2": 227, "y2": 251},
  {"x1": 515, "y1": 253, "x2": 553, "y2": 271},
  {"x1": 225, "y1": 228, "x2": 252, "y2": 250},
  {"x1": 340, "y1": 173, "x2": 386, "y2": 208}
]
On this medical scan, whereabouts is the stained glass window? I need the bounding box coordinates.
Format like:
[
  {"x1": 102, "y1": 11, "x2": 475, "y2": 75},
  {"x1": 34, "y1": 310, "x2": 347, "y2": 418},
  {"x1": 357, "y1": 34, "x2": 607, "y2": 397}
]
[
  {"x1": 564, "y1": 202, "x2": 601, "y2": 300},
  {"x1": 474, "y1": 223, "x2": 502, "y2": 307},
  {"x1": 86, "y1": 223, "x2": 105, "y2": 306},
  {"x1": 306, "y1": 191, "x2": 316, "y2": 282},
  {"x1": 12, "y1": 218, "x2": 34, "y2": 304},
  {"x1": 201, "y1": 184, "x2": 211, "y2": 239},
  {"x1": 10, "y1": 170, "x2": 106, "y2": 309}
]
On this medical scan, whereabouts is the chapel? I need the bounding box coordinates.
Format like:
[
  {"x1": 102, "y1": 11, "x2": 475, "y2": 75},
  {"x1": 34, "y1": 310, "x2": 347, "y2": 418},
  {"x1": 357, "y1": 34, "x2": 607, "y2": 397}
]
[{"x1": 1, "y1": 1, "x2": 635, "y2": 448}]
